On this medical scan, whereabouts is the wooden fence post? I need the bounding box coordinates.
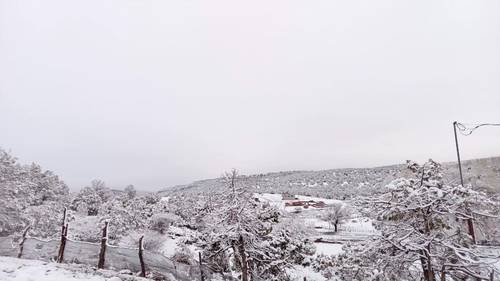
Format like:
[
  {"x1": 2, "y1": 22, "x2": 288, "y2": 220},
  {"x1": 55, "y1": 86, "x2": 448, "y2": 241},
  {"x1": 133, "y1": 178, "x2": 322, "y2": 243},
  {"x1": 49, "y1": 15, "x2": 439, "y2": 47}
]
[
  {"x1": 97, "y1": 221, "x2": 108, "y2": 269},
  {"x1": 57, "y1": 208, "x2": 67, "y2": 263},
  {"x1": 198, "y1": 252, "x2": 205, "y2": 281},
  {"x1": 58, "y1": 223, "x2": 69, "y2": 262},
  {"x1": 138, "y1": 235, "x2": 146, "y2": 277},
  {"x1": 17, "y1": 226, "x2": 30, "y2": 258}
]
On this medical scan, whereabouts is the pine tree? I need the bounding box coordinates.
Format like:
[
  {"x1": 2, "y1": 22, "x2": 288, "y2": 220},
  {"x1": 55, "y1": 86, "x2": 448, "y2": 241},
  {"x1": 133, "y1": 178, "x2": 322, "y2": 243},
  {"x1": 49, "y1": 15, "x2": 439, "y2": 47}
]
[{"x1": 334, "y1": 159, "x2": 499, "y2": 281}]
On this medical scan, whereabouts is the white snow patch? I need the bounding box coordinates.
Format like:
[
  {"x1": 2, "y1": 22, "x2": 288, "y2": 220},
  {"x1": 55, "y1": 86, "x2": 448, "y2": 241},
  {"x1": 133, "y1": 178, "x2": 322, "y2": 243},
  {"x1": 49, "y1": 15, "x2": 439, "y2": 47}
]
[
  {"x1": 288, "y1": 265, "x2": 326, "y2": 281},
  {"x1": 314, "y1": 243, "x2": 344, "y2": 256},
  {"x1": 0, "y1": 256, "x2": 107, "y2": 281}
]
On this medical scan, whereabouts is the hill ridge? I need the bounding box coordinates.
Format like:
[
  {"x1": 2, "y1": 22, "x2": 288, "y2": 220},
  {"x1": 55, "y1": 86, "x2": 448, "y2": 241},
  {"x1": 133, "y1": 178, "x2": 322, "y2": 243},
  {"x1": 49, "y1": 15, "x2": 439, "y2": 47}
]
[{"x1": 159, "y1": 156, "x2": 500, "y2": 196}]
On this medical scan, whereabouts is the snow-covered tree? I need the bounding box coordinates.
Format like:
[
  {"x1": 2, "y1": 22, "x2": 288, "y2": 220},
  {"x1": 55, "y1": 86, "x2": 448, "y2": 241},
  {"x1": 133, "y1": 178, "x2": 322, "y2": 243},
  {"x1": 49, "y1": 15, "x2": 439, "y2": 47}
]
[
  {"x1": 198, "y1": 169, "x2": 314, "y2": 281},
  {"x1": 124, "y1": 184, "x2": 137, "y2": 199},
  {"x1": 333, "y1": 159, "x2": 499, "y2": 281},
  {"x1": 0, "y1": 148, "x2": 69, "y2": 237},
  {"x1": 71, "y1": 186, "x2": 102, "y2": 216},
  {"x1": 98, "y1": 195, "x2": 158, "y2": 241},
  {"x1": 320, "y1": 203, "x2": 351, "y2": 232},
  {"x1": 71, "y1": 180, "x2": 112, "y2": 216}
]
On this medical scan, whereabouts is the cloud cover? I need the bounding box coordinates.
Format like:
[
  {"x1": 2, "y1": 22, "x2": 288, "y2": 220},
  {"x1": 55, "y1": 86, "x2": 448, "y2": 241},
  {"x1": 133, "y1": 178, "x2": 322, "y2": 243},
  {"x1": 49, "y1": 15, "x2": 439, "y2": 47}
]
[{"x1": 1, "y1": 0, "x2": 499, "y2": 190}]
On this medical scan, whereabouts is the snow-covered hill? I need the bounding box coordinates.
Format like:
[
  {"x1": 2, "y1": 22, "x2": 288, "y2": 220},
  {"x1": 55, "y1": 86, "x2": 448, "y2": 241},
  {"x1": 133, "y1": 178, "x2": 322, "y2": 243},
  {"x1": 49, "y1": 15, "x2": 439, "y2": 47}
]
[
  {"x1": 159, "y1": 156, "x2": 500, "y2": 197},
  {"x1": 443, "y1": 156, "x2": 500, "y2": 193}
]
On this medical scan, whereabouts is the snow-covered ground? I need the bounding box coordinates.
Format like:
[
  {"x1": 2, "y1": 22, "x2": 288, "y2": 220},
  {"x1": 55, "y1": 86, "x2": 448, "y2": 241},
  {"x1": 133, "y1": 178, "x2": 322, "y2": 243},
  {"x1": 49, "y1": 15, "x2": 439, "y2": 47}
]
[
  {"x1": 288, "y1": 265, "x2": 327, "y2": 281},
  {"x1": 314, "y1": 243, "x2": 344, "y2": 256},
  {"x1": 254, "y1": 193, "x2": 285, "y2": 209},
  {"x1": 254, "y1": 192, "x2": 379, "y2": 279},
  {"x1": 254, "y1": 193, "x2": 344, "y2": 212},
  {"x1": 0, "y1": 256, "x2": 148, "y2": 281},
  {"x1": 158, "y1": 225, "x2": 200, "y2": 259},
  {"x1": 256, "y1": 192, "x2": 377, "y2": 243}
]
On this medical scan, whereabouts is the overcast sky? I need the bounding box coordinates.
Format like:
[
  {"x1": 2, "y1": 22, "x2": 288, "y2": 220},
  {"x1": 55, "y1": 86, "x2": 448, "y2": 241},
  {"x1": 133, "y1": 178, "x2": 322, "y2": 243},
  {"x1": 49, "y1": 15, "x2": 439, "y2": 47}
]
[{"x1": 1, "y1": 0, "x2": 499, "y2": 191}]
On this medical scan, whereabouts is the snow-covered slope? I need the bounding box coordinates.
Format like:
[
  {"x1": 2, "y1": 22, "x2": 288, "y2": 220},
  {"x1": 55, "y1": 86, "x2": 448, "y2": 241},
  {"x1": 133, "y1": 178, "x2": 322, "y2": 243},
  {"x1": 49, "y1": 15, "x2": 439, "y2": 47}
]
[
  {"x1": 442, "y1": 156, "x2": 500, "y2": 193},
  {"x1": 159, "y1": 156, "x2": 500, "y2": 197},
  {"x1": 0, "y1": 256, "x2": 149, "y2": 281}
]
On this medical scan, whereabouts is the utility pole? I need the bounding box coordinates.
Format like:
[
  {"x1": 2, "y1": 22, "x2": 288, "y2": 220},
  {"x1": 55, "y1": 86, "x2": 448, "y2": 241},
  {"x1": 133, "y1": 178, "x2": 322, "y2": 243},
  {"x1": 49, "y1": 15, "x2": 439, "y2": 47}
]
[
  {"x1": 453, "y1": 121, "x2": 500, "y2": 244},
  {"x1": 452, "y1": 121, "x2": 500, "y2": 245},
  {"x1": 453, "y1": 121, "x2": 500, "y2": 185},
  {"x1": 453, "y1": 121, "x2": 474, "y2": 244},
  {"x1": 453, "y1": 121, "x2": 464, "y2": 186}
]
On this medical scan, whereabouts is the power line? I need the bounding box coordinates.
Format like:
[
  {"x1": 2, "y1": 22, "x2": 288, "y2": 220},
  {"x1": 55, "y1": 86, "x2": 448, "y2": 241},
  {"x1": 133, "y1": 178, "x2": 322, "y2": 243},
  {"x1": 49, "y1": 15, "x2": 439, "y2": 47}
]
[
  {"x1": 452, "y1": 121, "x2": 500, "y2": 185},
  {"x1": 455, "y1": 122, "x2": 500, "y2": 136}
]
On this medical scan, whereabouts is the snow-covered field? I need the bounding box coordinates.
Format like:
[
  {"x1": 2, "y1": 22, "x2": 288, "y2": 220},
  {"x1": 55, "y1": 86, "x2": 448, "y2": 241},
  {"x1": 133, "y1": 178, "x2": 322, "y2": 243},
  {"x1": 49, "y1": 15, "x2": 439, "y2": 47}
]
[
  {"x1": 255, "y1": 193, "x2": 343, "y2": 211},
  {"x1": 288, "y1": 265, "x2": 328, "y2": 281},
  {"x1": 256, "y1": 193, "x2": 376, "y2": 238},
  {"x1": 255, "y1": 193, "x2": 377, "y2": 259},
  {"x1": 0, "y1": 256, "x2": 146, "y2": 281},
  {"x1": 314, "y1": 243, "x2": 344, "y2": 256}
]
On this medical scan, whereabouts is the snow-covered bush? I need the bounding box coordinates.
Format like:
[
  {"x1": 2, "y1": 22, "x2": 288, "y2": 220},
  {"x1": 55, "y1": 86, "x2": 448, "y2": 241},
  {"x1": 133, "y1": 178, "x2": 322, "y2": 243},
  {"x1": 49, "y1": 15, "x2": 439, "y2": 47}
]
[
  {"x1": 124, "y1": 184, "x2": 137, "y2": 199},
  {"x1": 67, "y1": 215, "x2": 101, "y2": 243},
  {"x1": 98, "y1": 196, "x2": 157, "y2": 241},
  {"x1": 118, "y1": 230, "x2": 165, "y2": 252},
  {"x1": 311, "y1": 254, "x2": 335, "y2": 272},
  {"x1": 149, "y1": 213, "x2": 180, "y2": 234},
  {"x1": 172, "y1": 244, "x2": 195, "y2": 265},
  {"x1": 311, "y1": 254, "x2": 342, "y2": 280}
]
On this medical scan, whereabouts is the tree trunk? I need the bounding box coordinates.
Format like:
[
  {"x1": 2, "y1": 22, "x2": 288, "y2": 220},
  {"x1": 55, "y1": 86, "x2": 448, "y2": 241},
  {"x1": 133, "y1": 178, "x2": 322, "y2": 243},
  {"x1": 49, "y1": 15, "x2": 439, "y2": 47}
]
[
  {"x1": 17, "y1": 226, "x2": 30, "y2": 258},
  {"x1": 238, "y1": 235, "x2": 249, "y2": 281},
  {"x1": 420, "y1": 250, "x2": 435, "y2": 281},
  {"x1": 426, "y1": 246, "x2": 435, "y2": 281},
  {"x1": 420, "y1": 210, "x2": 435, "y2": 281},
  {"x1": 420, "y1": 253, "x2": 430, "y2": 281},
  {"x1": 467, "y1": 218, "x2": 476, "y2": 244},
  {"x1": 440, "y1": 265, "x2": 446, "y2": 281},
  {"x1": 231, "y1": 242, "x2": 241, "y2": 270}
]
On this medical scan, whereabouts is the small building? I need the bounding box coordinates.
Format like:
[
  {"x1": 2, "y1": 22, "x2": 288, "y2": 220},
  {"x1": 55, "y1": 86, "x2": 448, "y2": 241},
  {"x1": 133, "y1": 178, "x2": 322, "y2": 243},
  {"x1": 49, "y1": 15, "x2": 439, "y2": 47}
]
[
  {"x1": 285, "y1": 201, "x2": 304, "y2": 207},
  {"x1": 311, "y1": 201, "x2": 326, "y2": 208},
  {"x1": 285, "y1": 200, "x2": 326, "y2": 208}
]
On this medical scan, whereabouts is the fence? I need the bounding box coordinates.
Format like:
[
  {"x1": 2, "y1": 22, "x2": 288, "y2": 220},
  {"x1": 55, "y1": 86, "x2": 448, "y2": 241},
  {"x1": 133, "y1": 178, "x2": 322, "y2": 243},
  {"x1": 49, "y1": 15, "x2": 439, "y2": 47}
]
[
  {"x1": 0, "y1": 235, "x2": 209, "y2": 281},
  {"x1": 0, "y1": 210, "x2": 234, "y2": 281}
]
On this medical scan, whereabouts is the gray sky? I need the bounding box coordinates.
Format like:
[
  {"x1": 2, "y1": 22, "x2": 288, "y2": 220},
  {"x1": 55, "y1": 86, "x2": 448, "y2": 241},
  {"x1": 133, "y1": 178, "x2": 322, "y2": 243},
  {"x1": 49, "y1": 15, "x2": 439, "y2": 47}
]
[{"x1": 1, "y1": 0, "x2": 499, "y2": 191}]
